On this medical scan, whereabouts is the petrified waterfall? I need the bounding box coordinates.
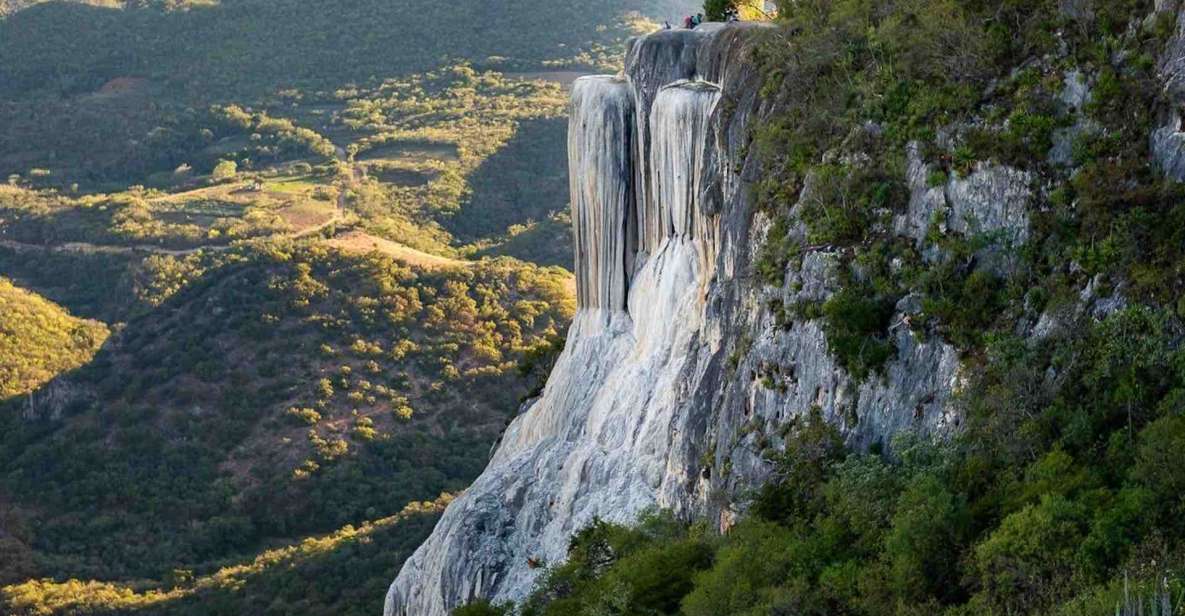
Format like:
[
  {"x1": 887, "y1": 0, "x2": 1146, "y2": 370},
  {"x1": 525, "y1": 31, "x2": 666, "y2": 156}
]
[
  {"x1": 647, "y1": 80, "x2": 721, "y2": 260},
  {"x1": 384, "y1": 26, "x2": 739, "y2": 616},
  {"x1": 569, "y1": 76, "x2": 634, "y2": 312}
]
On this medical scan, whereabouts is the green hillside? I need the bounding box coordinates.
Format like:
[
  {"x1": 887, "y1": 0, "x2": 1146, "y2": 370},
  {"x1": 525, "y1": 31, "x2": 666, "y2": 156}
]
[
  {"x1": 0, "y1": 278, "x2": 108, "y2": 400},
  {"x1": 1, "y1": 496, "x2": 451, "y2": 616},
  {"x1": 0, "y1": 243, "x2": 572, "y2": 580}
]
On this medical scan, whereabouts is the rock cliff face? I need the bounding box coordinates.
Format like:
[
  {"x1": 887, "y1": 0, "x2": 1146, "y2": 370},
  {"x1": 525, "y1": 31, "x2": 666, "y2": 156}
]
[
  {"x1": 1154, "y1": 1, "x2": 1185, "y2": 180},
  {"x1": 385, "y1": 24, "x2": 782, "y2": 615},
  {"x1": 385, "y1": 14, "x2": 1185, "y2": 612}
]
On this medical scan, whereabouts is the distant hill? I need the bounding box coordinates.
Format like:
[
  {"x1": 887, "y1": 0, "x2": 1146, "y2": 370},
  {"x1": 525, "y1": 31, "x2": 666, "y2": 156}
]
[
  {"x1": 0, "y1": 0, "x2": 691, "y2": 99},
  {"x1": 0, "y1": 0, "x2": 120, "y2": 18}
]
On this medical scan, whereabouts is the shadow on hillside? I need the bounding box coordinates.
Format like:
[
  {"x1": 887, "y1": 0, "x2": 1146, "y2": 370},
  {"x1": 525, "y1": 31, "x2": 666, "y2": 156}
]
[
  {"x1": 473, "y1": 213, "x2": 574, "y2": 270},
  {"x1": 0, "y1": 247, "x2": 144, "y2": 322},
  {"x1": 447, "y1": 119, "x2": 573, "y2": 265},
  {"x1": 0, "y1": 247, "x2": 538, "y2": 586},
  {"x1": 448, "y1": 118, "x2": 570, "y2": 244}
]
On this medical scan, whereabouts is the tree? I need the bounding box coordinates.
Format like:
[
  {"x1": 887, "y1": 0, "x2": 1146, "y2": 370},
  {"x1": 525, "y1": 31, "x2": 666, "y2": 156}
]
[
  {"x1": 212, "y1": 159, "x2": 237, "y2": 181},
  {"x1": 704, "y1": 0, "x2": 764, "y2": 21},
  {"x1": 704, "y1": 0, "x2": 732, "y2": 20}
]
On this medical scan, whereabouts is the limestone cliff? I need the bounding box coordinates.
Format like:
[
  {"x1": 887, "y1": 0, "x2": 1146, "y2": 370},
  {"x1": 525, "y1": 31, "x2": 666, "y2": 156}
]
[
  {"x1": 385, "y1": 9, "x2": 1185, "y2": 614},
  {"x1": 385, "y1": 24, "x2": 774, "y2": 615}
]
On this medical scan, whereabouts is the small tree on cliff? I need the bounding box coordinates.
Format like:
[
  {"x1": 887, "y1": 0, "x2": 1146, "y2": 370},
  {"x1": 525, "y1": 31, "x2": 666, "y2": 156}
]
[
  {"x1": 704, "y1": 0, "x2": 731, "y2": 21},
  {"x1": 704, "y1": 0, "x2": 765, "y2": 21}
]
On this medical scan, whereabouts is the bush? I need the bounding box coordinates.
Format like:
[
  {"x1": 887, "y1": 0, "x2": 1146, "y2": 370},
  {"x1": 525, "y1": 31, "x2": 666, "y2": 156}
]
[
  {"x1": 211, "y1": 160, "x2": 237, "y2": 181},
  {"x1": 453, "y1": 601, "x2": 511, "y2": 616},
  {"x1": 820, "y1": 286, "x2": 896, "y2": 381},
  {"x1": 752, "y1": 407, "x2": 844, "y2": 524},
  {"x1": 884, "y1": 474, "x2": 968, "y2": 602},
  {"x1": 972, "y1": 495, "x2": 1089, "y2": 613},
  {"x1": 681, "y1": 520, "x2": 797, "y2": 616}
]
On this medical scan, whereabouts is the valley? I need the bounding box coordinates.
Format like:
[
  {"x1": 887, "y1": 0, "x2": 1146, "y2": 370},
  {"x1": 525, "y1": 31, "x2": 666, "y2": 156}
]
[
  {"x1": 0, "y1": 0, "x2": 694, "y2": 614},
  {"x1": 7, "y1": 1, "x2": 1185, "y2": 616}
]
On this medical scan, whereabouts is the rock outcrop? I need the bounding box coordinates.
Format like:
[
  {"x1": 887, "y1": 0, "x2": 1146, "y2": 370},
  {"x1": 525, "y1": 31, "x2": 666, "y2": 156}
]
[
  {"x1": 385, "y1": 21, "x2": 957, "y2": 614},
  {"x1": 385, "y1": 13, "x2": 1185, "y2": 611},
  {"x1": 385, "y1": 24, "x2": 781, "y2": 615}
]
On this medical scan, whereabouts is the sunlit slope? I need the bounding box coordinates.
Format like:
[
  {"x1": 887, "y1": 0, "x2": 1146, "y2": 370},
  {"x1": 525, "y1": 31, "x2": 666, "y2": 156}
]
[{"x1": 0, "y1": 277, "x2": 108, "y2": 400}]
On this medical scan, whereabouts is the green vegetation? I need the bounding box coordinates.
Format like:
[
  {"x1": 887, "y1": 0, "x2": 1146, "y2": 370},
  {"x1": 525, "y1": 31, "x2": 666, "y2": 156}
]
[
  {"x1": 1, "y1": 496, "x2": 450, "y2": 616},
  {"x1": 493, "y1": 326, "x2": 1185, "y2": 615},
  {"x1": 703, "y1": 0, "x2": 764, "y2": 21},
  {"x1": 818, "y1": 286, "x2": 896, "y2": 381},
  {"x1": 0, "y1": 243, "x2": 573, "y2": 587},
  {"x1": 750, "y1": 0, "x2": 1182, "y2": 375},
  {"x1": 336, "y1": 65, "x2": 570, "y2": 256},
  {"x1": 0, "y1": 278, "x2": 109, "y2": 400}
]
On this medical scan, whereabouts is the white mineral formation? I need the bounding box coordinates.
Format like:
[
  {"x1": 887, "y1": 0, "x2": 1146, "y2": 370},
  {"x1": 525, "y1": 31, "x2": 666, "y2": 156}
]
[
  {"x1": 385, "y1": 30, "x2": 729, "y2": 616},
  {"x1": 385, "y1": 22, "x2": 966, "y2": 615},
  {"x1": 569, "y1": 76, "x2": 635, "y2": 312}
]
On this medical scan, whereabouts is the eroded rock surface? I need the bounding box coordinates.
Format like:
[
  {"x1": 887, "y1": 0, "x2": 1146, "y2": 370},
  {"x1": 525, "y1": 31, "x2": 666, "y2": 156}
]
[{"x1": 387, "y1": 21, "x2": 1002, "y2": 614}]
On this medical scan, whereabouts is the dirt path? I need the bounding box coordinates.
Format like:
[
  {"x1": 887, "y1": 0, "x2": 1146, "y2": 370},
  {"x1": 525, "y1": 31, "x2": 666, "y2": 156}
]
[{"x1": 323, "y1": 230, "x2": 469, "y2": 269}]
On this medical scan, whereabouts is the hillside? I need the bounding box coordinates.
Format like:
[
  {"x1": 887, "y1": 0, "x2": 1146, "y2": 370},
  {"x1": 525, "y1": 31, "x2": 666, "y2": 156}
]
[
  {"x1": 1, "y1": 497, "x2": 451, "y2": 616},
  {"x1": 0, "y1": 0, "x2": 119, "y2": 18},
  {"x1": 0, "y1": 243, "x2": 573, "y2": 616},
  {"x1": 0, "y1": 278, "x2": 108, "y2": 400},
  {"x1": 0, "y1": 0, "x2": 673, "y2": 98}
]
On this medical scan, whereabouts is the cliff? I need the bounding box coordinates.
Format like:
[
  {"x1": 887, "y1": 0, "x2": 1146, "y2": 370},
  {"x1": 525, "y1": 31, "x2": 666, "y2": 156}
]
[
  {"x1": 385, "y1": 22, "x2": 954, "y2": 614},
  {"x1": 385, "y1": 23, "x2": 772, "y2": 615},
  {"x1": 387, "y1": 6, "x2": 1185, "y2": 613}
]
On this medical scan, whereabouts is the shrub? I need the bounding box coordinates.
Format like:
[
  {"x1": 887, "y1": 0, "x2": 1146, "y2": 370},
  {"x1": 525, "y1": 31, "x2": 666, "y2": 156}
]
[
  {"x1": 820, "y1": 286, "x2": 896, "y2": 380},
  {"x1": 885, "y1": 473, "x2": 968, "y2": 602},
  {"x1": 752, "y1": 407, "x2": 845, "y2": 524},
  {"x1": 972, "y1": 495, "x2": 1089, "y2": 613},
  {"x1": 211, "y1": 159, "x2": 237, "y2": 180},
  {"x1": 453, "y1": 601, "x2": 510, "y2": 616},
  {"x1": 286, "y1": 407, "x2": 322, "y2": 426},
  {"x1": 681, "y1": 520, "x2": 797, "y2": 616}
]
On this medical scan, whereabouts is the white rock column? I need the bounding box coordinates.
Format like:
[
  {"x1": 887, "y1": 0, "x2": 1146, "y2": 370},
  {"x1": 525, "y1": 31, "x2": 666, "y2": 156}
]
[
  {"x1": 568, "y1": 75, "x2": 636, "y2": 311},
  {"x1": 648, "y1": 80, "x2": 721, "y2": 246}
]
